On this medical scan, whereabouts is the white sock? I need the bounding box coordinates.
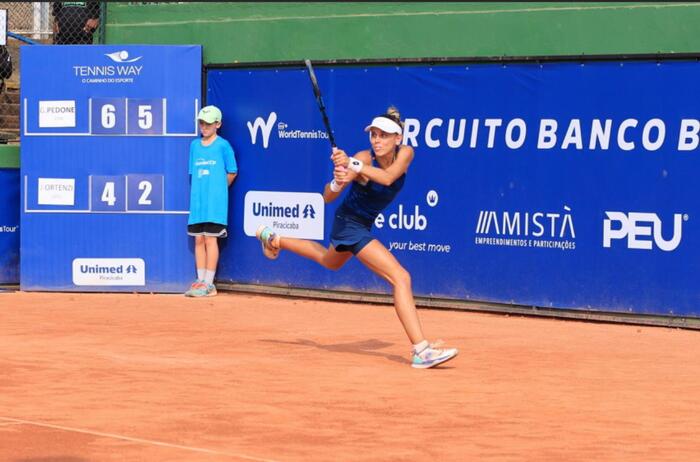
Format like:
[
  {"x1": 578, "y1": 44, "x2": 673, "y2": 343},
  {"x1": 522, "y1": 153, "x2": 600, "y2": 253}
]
[
  {"x1": 413, "y1": 340, "x2": 429, "y2": 354},
  {"x1": 204, "y1": 270, "x2": 215, "y2": 286},
  {"x1": 197, "y1": 268, "x2": 205, "y2": 281}
]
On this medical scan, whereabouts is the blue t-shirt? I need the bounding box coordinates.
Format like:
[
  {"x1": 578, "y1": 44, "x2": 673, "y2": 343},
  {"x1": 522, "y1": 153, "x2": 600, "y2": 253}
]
[{"x1": 188, "y1": 136, "x2": 237, "y2": 225}]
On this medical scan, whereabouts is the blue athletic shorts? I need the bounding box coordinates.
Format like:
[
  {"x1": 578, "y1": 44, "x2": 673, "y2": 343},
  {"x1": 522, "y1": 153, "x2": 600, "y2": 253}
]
[{"x1": 329, "y1": 214, "x2": 375, "y2": 255}]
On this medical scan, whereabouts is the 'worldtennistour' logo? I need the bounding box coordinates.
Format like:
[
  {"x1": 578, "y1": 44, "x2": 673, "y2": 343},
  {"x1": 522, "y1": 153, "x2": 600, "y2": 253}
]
[{"x1": 247, "y1": 112, "x2": 329, "y2": 149}]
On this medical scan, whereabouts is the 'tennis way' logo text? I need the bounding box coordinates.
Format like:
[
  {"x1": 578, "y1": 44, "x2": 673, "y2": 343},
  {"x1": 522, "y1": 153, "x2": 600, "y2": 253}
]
[{"x1": 73, "y1": 50, "x2": 144, "y2": 84}]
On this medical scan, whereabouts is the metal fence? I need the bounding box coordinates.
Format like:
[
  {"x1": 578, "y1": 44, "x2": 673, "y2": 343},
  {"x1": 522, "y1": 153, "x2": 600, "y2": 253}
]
[{"x1": 0, "y1": 2, "x2": 105, "y2": 143}]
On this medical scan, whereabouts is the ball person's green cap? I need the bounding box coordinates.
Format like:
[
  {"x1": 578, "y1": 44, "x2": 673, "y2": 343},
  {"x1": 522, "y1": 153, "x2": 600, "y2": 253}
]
[{"x1": 197, "y1": 105, "x2": 222, "y2": 124}]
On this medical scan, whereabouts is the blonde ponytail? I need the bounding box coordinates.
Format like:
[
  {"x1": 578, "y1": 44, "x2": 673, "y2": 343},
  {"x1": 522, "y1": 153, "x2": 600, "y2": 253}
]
[{"x1": 385, "y1": 106, "x2": 403, "y2": 130}]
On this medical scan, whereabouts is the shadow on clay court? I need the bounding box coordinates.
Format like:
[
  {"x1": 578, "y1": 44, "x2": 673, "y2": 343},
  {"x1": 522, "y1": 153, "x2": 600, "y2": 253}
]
[
  {"x1": 15, "y1": 457, "x2": 89, "y2": 462},
  {"x1": 260, "y1": 338, "x2": 410, "y2": 365}
]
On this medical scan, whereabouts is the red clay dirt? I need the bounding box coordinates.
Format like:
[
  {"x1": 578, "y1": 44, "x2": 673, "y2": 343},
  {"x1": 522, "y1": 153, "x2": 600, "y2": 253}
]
[{"x1": 0, "y1": 291, "x2": 698, "y2": 461}]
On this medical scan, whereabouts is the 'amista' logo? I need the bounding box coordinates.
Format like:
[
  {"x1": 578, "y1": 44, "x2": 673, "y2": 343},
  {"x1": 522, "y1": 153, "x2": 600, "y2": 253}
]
[{"x1": 475, "y1": 205, "x2": 576, "y2": 250}]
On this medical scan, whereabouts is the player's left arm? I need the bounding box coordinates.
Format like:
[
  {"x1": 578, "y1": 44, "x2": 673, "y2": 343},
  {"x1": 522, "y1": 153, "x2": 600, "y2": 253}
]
[
  {"x1": 340, "y1": 145, "x2": 414, "y2": 186},
  {"x1": 227, "y1": 173, "x2": 237, "y2": 186}
]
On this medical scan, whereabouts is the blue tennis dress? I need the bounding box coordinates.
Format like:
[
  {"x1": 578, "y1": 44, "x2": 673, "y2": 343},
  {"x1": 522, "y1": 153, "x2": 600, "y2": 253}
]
[{"x1": 330, "y1": 156, "x2": 405, "y2": 254}]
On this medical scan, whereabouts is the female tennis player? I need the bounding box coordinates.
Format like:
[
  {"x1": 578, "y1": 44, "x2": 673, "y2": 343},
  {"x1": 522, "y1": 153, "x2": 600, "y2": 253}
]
[{"x1": 256, "y1": 107, "x2": 458, "y2": 369}]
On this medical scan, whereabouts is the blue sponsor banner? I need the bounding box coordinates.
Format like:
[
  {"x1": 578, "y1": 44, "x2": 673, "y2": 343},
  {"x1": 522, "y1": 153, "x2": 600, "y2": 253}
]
[
  {"x1": 209, "y1": 60, "x2": 700, "y2": 317},
  {"x1": 21, "y1": 45, "x2": 201, "y2": 291},
  {"x1": 0, "y1": 168, "x2": 20, "y2": 283}
]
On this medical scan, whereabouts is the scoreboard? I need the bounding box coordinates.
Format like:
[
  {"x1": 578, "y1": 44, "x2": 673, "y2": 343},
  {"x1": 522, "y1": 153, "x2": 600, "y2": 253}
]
[{"x1": 20, "y1": 45, "x2": 201, "y2": 292}]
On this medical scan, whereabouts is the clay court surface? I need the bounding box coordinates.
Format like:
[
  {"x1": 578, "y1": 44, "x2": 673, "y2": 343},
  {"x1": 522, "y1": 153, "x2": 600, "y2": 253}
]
[{"x1": 0, "y1": 291, "x2": 698, "y2": 461}]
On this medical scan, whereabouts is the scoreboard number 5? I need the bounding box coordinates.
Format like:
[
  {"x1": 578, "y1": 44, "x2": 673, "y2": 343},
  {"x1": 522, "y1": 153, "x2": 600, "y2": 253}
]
[
  {"x1": 128, "y1": 98, "x2": 162, "y2": 134},
  {"x1": 138, "y1": 105, "x2": 152, "y2": 130}
]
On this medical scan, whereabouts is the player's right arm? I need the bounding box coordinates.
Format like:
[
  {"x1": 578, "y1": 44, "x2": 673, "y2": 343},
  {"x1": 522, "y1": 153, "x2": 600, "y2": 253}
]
[
  {"x1": 322, "y1": 149, "x2": 362, "y2": 203},
  {"x1": 323, "y1": 165, "x2": 351, "y2": 203}
]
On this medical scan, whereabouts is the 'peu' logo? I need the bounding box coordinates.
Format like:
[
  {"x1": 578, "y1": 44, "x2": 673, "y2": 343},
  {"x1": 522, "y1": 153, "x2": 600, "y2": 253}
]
[{"x1": 603, "y1": 211, "x2": 686, "y2": 251}]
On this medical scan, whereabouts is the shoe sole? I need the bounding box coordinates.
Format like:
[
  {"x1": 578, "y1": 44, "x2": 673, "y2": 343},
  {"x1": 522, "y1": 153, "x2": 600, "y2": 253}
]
[
  {"x1": 188, "y1": 291, "x2": 216, "y2": 298},
  {"x1": 411, "y1": 350, "x2": 459, "y2": 369},
  {"x1": 184, "y1": 285, "x2": 206, "y2": 297}
]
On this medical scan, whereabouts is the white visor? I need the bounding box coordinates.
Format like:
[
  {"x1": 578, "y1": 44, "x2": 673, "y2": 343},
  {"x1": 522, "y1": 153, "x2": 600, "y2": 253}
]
[{"x1": 364, "y1": 116, "x2": 402, "y2": 135}]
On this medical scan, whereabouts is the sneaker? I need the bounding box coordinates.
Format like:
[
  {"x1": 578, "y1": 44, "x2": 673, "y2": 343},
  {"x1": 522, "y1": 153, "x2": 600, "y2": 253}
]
[
  {"x1": 184, "y1": 279, "x2": 206, "y2": 297},
  {"x1": 411, "y1": 341, "x2": 458, "y2": 369},
  {"x1": 190, "y1": 283, "x2": 217, "y2": 298},
  {"x1": 255, "y1": 225, "x2": 280, "y2": 260}
]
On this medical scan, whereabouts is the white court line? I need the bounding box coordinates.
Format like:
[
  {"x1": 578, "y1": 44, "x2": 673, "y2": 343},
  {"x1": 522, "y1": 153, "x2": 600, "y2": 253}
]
[
  {"x1": 111, "y1": 3, "x2": 699, "y2": 27},
  {"x1": 0, "y1": 417, "x2": 281, "y2": 462}
]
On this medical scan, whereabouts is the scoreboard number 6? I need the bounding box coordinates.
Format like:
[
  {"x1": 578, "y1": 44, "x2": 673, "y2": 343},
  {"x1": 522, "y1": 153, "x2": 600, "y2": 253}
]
[{"x1": 101, "y1": 104, "x2": 116, "y2": 129}]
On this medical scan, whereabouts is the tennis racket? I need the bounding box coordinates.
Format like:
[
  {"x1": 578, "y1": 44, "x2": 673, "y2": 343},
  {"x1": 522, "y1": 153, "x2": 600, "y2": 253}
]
[{"x1": 304, "y1": 59, "x2": 337, "y2": 149}]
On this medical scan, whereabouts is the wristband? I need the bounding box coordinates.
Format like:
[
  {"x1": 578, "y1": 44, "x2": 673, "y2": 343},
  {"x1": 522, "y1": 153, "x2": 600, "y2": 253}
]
[
  {"x1": 329, "y1": 179, "x2": 342, "y2": 192},
  {"x1": 348, "y1": 158, "x2": 364, "y2": 173}
]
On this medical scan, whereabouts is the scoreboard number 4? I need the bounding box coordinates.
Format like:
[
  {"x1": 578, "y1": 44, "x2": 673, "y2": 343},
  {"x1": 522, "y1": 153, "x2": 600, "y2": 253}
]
[
  {"x1": 91, "y1": 174, "x2": 163, "y2": 212},
  {"x1": 101, "y1": 181, "x2": 116, "y2": 206}
]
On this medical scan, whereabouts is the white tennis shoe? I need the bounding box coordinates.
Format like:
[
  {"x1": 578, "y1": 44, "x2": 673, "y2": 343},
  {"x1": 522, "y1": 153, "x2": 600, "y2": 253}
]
[
  {"x1": 256, "y1": 225, "x2": 280, "y2": 260},
  {"x1": 411, "y1": 341, "x2": 458, "y2": 369}
]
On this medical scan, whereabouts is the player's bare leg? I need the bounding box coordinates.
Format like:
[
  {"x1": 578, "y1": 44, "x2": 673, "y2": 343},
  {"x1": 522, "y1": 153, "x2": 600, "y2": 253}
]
[
  {"x1": 278, "y1": 237, "x2": 352, "y2": 270},
  {"x1": 356, "y1": 240, "x2": 458, "y2": 368},
  {"x1": 256, "y1": 225, "x2": 351, "y2": 270},
  {"x1": 355, "y1": 240, "x2": 424, "y2": 343}
]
